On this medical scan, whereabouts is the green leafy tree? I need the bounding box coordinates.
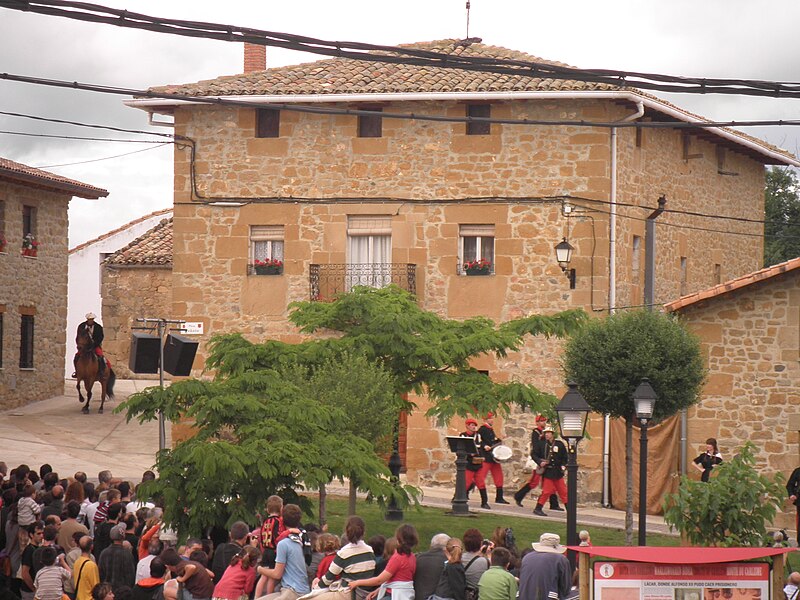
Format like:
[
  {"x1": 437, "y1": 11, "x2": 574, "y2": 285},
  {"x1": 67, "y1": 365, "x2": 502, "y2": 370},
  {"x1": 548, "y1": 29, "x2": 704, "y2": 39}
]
[
  {"x1": 119, "y1": 372, "x2": 412, "y2": 536},
  {"x1": 563, "y1": 309, "x2": 706, "y2": 544},
  {"x1": 765, "y1": 167, "x2": 800, "y2": 266},
  {"x1": 121, "y1": 285, "x2": 587, "y2": 534},
  {"x1": 663, "y1": 442, "x2": 785, "y2": 546},
  {"x1": 282, "y1": 351, "x2": 399, "y2": 519}
]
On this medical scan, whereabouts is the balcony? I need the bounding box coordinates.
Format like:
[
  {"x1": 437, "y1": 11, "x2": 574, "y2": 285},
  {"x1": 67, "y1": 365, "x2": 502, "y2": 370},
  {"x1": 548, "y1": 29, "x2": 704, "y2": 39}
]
[{"x1": 309, "y1": 263, "x2": 417, "y2": 301}]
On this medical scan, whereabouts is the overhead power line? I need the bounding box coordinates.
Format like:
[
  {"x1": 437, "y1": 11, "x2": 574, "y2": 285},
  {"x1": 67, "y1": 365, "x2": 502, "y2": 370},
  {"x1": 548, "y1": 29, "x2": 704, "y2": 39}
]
[
  {"x1": 5, "y1": 72, "x2": 800, "y2": 132},
  {"x1": 4, "y1": 0, "x2": 800, "y2": 99},
  {"x1": 0, "y1": 130, "x2": 173, "y2": 143},
  {"x1": 33, "y1": 143, "x2": 170, "y2": 168},
  {"x1": 0, "y1": 109, "x2": 175, "y2": 138}
]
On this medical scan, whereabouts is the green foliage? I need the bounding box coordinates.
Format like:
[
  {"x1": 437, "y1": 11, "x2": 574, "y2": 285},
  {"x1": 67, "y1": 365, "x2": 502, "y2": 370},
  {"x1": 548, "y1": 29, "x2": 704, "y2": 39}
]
[
  {"x1": 117, "y1": 371, "x2": 418, "y2": 536},
  {"x1": 118, "y1": 286, "x2": 585, "y2": 534},
  {"x1": 562, "y1": 309, "x2": 706, "y2": 422},
  {"x1": 282, "y1": 351, "x2": 401, "y2": 455},
  {"x1": 765, "y1": 167, "x2": 800, "y2": 266},
  {"x1": 663, "y1": 443, "x2": 786, "y2": 546},
  {"x1": 287, "y1": 285, "x2": 588, "y2": 423}
]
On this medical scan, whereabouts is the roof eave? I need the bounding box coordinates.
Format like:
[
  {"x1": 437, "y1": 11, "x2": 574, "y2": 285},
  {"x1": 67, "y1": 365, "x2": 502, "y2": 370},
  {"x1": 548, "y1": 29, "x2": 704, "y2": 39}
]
[
  {"x1": 124, "y1": 90, "x2": 799, "y2": 167},
  {"x1": 0, "y1": 170, "x2": 108, "y2": 199}
]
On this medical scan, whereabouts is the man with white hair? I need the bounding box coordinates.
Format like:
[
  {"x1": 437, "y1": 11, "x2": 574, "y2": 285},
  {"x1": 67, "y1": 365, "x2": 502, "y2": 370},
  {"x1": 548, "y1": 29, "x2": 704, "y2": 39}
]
[
  {"x1": 518, "y1": 533, "x2": 571, "y2": 600},
  {"x1": 413, "y1": 533, "x2": 450, "y2": 600},
  {"x1": 72, "y1": 312, "x2": 106, "y2": 377}
]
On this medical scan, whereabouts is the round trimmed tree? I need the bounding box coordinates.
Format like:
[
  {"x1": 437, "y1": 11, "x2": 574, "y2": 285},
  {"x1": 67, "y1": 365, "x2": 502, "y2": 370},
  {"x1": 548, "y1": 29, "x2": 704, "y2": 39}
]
[{"x1": 563, "y1": 308, "x2": 706, "y2": 544}]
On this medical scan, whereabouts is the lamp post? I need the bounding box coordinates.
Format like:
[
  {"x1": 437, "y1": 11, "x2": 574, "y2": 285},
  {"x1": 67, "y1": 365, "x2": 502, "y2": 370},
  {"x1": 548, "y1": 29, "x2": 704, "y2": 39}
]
[
  {"x1": 633, "y1": 378, "x2": 657, "y2": 546},
  {"x1": 555, "y1": 382, "x2": 591, "y2": 570}
]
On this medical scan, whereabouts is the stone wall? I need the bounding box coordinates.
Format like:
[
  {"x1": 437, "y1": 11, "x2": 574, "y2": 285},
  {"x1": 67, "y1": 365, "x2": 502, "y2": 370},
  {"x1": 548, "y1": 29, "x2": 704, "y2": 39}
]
[
  {"x1": 162, "y1": 96, "x2": 773, "y2": 501},
  {"x1": 102, "y1": 265, "x2": 173, "y2": 379},
  {"x1": 0, "y1": 181, "x2": 70, "y2": 408},
  {"x1": 674, "y1": 270, "x2": 800, "y2": 527}
]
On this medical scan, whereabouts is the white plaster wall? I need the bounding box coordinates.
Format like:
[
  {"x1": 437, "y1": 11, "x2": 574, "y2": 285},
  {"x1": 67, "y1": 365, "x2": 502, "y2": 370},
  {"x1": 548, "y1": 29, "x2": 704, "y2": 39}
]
[{"x1": 66, "y1": 211, "x2": 172, "y2": 376}]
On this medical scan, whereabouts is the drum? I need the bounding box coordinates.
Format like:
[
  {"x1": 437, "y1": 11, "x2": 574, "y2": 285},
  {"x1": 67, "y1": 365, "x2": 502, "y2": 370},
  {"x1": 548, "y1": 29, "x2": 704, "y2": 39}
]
[{"x1": 492, "y1": 444, "x2": 513, "y2": 462}]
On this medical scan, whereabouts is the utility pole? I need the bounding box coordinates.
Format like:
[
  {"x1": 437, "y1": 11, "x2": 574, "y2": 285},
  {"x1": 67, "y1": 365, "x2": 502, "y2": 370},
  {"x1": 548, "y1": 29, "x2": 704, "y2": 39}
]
[
  {"x1": 644, "y1": 195, "x2": 667, "y2": 310},
  {"x1": 134, "y1": 317, "x2": 186, "y2": 451}
]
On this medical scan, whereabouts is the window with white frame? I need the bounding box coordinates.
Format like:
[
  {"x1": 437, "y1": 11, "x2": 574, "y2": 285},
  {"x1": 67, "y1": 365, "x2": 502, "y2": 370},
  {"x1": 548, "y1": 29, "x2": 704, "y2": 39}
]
[
  {"x1": 250, "y1": 225, "x2": 285, "y2": 272},
  {"x1": 459, "y1": 224, "x2": 495, "y2": 273},
  {"x1": 346, "y1": 215, "x2": 392, "y2": 289}
]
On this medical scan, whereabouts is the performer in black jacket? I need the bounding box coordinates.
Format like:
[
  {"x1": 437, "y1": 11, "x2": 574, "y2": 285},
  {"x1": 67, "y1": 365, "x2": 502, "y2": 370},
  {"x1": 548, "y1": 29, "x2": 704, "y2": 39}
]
[
  {"x1": 475, "y1": 413, "x2": 509, "y2": 509},
  {"x1": 513, "y1": 415, "x2": 563, "y2": 511},
  {"x1": 459, "y1": 418, "x2": 482, "y2": 494},
  {"x1": 787, "y1": 465, "x2": 800, "y2": 534},
  {"x1": 532, "y1": 426, "x2": 568, "y2": 517}
]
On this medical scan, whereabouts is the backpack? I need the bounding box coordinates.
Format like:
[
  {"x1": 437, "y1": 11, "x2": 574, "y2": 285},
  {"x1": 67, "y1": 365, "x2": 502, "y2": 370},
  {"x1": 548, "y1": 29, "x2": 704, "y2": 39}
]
[
  {"x1": 464, "y1": 555, "x2": 488, "y2": 600},
  {"x1": 287, "y1": 529, "x2": 313, "y2": 566}
]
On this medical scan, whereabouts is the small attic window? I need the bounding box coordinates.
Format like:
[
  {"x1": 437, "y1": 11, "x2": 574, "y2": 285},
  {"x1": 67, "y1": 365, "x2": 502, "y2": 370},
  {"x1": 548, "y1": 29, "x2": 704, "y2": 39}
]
[
  {"x1": 358, "y1": 107, "x2": 383, "y2": 138},
  {"x1": 256, "y1": 108, "x2": 280, "y2": 138},
  {"x1": 466, "y1": 104, "x2": 491, "y2": 135}
]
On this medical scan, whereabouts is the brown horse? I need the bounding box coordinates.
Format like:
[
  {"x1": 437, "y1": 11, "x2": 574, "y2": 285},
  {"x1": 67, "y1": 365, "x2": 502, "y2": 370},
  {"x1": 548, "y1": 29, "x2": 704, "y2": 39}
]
[{"x1": 75, "y1": 328, "x2": 116, "y2": 414}]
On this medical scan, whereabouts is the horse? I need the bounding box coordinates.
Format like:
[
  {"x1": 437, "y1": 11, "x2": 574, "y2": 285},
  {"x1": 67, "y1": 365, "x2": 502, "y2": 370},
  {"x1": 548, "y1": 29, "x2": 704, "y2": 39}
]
[{"x1": 75, "y1": 328, "x2": 116, "y2": 414}]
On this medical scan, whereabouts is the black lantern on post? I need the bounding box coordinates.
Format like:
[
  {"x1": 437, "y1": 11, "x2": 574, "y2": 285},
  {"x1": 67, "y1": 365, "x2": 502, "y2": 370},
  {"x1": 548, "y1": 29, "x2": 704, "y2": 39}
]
[
  {"x1": 633, "y1": 378, "x2": 657, "y2": 546},
  {"x1": 555, "y1": 381, "x2": 591, "y2": 570},
  {"x1": 554, "y1": 237, "x2": 574, "y2": 272}
]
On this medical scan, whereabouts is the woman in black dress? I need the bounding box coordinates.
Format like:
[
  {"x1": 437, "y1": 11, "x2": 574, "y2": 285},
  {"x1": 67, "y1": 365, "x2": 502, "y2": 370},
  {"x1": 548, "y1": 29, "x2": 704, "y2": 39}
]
[{"x1": 693, "y1": 438, "x2": 722, "y2": 482}]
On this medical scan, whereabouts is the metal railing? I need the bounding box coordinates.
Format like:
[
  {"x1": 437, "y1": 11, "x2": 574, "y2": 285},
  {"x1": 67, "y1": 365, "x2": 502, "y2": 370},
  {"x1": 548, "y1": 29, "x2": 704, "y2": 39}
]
[{"x1": 309, "y1": 263, "x2": 417, "y2": 301}]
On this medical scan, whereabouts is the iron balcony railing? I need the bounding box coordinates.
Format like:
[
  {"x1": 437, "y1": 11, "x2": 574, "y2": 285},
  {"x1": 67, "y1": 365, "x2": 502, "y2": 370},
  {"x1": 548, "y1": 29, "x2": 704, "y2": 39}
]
[{"x1": 309, "y1": 263, "x2": 417, "y2": 301}]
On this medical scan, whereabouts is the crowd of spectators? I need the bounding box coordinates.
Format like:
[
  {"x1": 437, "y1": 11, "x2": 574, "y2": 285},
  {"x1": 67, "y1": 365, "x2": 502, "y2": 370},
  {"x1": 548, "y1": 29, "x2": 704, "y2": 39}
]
[{"x1": 0, "y1": 462, "x2": 579, "y2": 600}]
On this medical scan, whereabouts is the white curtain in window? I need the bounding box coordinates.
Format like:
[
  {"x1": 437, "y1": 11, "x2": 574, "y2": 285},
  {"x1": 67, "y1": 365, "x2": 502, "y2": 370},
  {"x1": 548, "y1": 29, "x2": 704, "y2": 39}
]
[{"x1": 347, "y1": 234, "x2": 392, "y2": 289}]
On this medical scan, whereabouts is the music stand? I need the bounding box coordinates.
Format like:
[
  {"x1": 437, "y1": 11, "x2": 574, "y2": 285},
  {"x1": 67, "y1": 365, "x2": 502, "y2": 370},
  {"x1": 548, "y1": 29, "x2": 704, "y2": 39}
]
[{"x1": 446, "y1": 435, "x2": 478, "y2": 515}]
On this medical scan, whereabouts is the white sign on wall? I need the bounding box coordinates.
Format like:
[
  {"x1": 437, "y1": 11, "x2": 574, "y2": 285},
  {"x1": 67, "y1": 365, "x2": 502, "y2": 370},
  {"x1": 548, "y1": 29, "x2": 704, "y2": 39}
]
[{"x1": 183, "y1": 322, "x2": 204, "y2": 335}]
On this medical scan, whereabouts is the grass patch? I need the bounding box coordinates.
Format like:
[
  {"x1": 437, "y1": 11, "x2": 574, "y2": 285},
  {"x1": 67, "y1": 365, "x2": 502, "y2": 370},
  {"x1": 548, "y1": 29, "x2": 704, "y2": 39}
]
[{"x1": 311, "y1": 496, "x2": 679, "y2": 548}]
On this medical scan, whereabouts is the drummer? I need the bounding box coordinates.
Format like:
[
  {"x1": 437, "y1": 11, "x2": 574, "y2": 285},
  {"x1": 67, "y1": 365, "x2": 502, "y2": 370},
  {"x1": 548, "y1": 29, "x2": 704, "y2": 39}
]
[
  {"x1": 476, "y1": 413, "x2": 510, "y2": 509},
  {"x1": 460, "y1": 418, "x2": 482, "y2": 494}
]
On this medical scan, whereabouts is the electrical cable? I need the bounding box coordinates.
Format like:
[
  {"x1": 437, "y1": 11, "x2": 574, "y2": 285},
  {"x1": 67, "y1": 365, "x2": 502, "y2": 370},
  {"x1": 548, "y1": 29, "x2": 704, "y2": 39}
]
[
  {"x1": 5, "y1": 0, "x2": 800, "y2": 99},
  {"x1": 33, "y1": 142, "x2": 170, "y2": 168},
  {"x1": 0, "y1": 130, "x2": 173, "y2": 143},
  {"x1": 0, "y1": 109, "x2": 175, "y2": 138},
  {"x1": 6, "y1": 72, "x2": 800, "y2": 134}
]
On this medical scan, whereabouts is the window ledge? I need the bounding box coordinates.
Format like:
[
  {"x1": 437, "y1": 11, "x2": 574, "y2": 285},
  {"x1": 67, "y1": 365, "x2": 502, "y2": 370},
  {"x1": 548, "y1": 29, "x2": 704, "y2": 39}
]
[
  {"x1": 19, "y1": 368, "x2": 35, "y2": 372},
  {"x1": 21, "y1": 255, "x2": 38, "y2": 259}
]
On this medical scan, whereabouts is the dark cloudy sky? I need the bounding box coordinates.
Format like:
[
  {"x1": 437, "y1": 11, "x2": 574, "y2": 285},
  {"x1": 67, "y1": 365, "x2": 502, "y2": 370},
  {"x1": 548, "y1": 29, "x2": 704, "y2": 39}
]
[{"x1": 1, "y1": 0, "x2": 799, "y2": 246}]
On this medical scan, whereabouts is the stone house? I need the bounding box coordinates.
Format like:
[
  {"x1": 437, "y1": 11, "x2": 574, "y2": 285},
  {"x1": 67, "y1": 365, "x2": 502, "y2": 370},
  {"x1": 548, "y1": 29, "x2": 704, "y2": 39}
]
[
  {"x1": 101, "y1": 217, "x2": 173, "y2": 379},
  {"x1": 666, "y1": 257, "x2": 800, "y2": 527},
  {"x1": 0, "y1": 157, "x2": 107, "y2": 408},
  {"x1": 67, "y1": 207, "x2": 172, "y2": 376},
  {"x1": 125, "y1": 39, "x2": 797, "y2": 503}
]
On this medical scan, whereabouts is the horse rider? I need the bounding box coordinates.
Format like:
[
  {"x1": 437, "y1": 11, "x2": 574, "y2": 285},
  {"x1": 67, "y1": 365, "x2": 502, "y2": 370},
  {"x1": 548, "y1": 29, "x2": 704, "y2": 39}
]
[{"x1": 72, "y1": 312, "x2": 106, "y2": 377}]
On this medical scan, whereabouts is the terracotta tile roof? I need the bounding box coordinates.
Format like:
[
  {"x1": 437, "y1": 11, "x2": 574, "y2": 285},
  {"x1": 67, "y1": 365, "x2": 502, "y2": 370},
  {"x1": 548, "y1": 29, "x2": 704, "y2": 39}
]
[
  {"x1": 105, "y1": 217, "x2": 172, "y2": 266},
  {"x1": 665, "y1": 256, "x2": 800, "y2": 312},
  {"x1": 144, "y1": 39, "x2": 796, "y2": 165},
  {"x1": 150, "y1": 39, "x2": 619, "y2": 97},
  {"x1": 0, "y1": 157, "x2": 108, "y2": 199},
  {"x1": 70, "y1": 207, "x2": 172, "y2": 254}
]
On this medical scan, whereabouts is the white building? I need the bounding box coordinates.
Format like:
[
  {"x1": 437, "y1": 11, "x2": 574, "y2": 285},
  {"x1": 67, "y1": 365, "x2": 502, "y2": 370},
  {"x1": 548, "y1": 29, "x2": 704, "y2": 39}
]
[{"x1": 66, "y1": 208, "x2": 172, "y2": 376}]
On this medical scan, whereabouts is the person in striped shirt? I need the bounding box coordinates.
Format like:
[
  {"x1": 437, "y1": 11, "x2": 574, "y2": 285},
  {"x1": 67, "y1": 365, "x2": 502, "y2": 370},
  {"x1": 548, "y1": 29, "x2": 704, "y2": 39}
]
[
  {"x1": 314, "y1": 516, "x2": 376, "y2": 600},
  {"x1": 33, "y1": 546, "x2": 71, "y2": 600}
]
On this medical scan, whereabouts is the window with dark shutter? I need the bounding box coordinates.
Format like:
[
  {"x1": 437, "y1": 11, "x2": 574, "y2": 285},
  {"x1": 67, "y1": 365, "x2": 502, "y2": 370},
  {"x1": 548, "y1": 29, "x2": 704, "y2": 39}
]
[
  {"x1": 20, "y1": 314, "x2": 34, "y2": 369},
  {"x1": 358, "y1": 108, "x2": 383, "y2": 138},
  {"x1": 256, "y1": 108, "x2": 280, "y2": 138},
  {"x1": 22, "y1": 205, "x2": 36, "y2": 237},
  {"x1": 466, "y1": 104, "x2": 491, "y2": 135}
]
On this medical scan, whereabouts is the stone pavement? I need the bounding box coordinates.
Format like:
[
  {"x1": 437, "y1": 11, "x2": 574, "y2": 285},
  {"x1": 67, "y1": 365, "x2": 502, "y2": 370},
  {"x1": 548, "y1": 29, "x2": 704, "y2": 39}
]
[
  {"x1": 1, "y1": 380, "x2": 674, "y2": 537},
  {"x1": 0, "y1": 379, "x2": 166, "y2": 480}
]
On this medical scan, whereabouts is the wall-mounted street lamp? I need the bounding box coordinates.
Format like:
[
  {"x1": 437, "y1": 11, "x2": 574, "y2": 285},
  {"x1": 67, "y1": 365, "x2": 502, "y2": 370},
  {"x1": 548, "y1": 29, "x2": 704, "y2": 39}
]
[{"x1": 554, "y1": 237, "x2": 574, "y2": 273}]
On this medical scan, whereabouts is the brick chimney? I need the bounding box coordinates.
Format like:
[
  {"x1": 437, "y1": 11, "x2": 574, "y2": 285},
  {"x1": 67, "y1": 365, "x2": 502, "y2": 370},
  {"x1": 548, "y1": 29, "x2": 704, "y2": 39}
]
[{"x1": 243, "y1": 43, "x2": 266, "y2": 73}]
